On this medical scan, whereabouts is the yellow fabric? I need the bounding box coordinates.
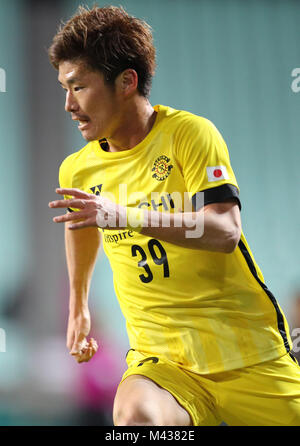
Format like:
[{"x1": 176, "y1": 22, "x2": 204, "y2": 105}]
[
  {"x1": 59, "y1": 104, "x2": 292, "y2": 374},
  {"x1": 121, "y1": 351, "x2": 300, "y2": 426},
  {"x1": 126, "y1": 207, "x2": 145, "y2": 233}
]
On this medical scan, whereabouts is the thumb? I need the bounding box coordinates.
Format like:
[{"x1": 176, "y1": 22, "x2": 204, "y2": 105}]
[{"x1": 70, "y1": 332, "x2": 87, "y2": 355}]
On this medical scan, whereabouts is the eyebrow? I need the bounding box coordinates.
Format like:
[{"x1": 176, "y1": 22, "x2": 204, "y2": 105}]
[{"x1": 58, "y1": 78, "x2": 79, "y2": 86}]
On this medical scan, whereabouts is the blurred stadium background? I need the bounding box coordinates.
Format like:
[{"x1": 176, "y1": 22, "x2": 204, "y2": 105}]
[{"x1": 0, "y1": 0, "x2": 300, "y2": 426}]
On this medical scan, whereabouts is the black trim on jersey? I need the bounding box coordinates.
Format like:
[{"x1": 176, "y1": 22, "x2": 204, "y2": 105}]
[
  {"x1": 99, "y1": 138, "x2": 109, "y2": 152},
  {"x1": 67, "y1": 208, "x2": 74, "y2": 213},
  {"x1": 126, "y1": 348, "x2": 135, "y2": 358},
  {"x1": 289, "y1": 352, "x2": 298, "y2": 364},
  {"x1": 238, "y1": 239, "x2": 290, "y2": 354},
  {"x1": 192, "y1": 184, "x2": 241, "y2": 211}
]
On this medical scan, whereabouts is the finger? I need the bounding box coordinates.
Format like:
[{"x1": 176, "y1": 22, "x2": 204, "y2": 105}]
[
  {"x1": 53, "y1": 210, "x2": 90, "y2": 223},
  {"x1": 75, "y1": 349, "x2": 91, "y2": 363},
  {"x1": 90, "y1": 338, "x2": 99, "y2": 351},
  {"x1": 70, "y1": 335, "x2": 88, "y2": 356},
  {"x1": 56, "y1": 188, "x2": 94, "y2": 199},
  {"x1": 72, "y1": 339, "x2": 98, "y2": 363},
  {"x1": 87, "y1": 339, "x2": 98, "y2": 353},
  {"x1": 77, "y1": 347, "x2": 96, "y2": 363},
  {"x1": 49, "y1": 199, "x2": 88, "y2": 209},
  {"x1": 77, "y1": 339, "x2": 97, "y2": 357}
]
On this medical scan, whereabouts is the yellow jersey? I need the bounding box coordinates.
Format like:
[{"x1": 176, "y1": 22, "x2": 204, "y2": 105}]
[{"x1": 59, "y1": 104, "x2": 292, "y2": 374}]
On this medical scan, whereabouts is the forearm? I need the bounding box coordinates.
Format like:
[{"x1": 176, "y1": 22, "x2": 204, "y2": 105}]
[
  {"x1": 65, "y1": 222, "x2": 101, "y2": 312},
  {"x1": 137, "y1": 203, "x2": 241, "y2": 252},
  {"x1": 51, "y1": 189, "x2": 241, "y2": 254}
]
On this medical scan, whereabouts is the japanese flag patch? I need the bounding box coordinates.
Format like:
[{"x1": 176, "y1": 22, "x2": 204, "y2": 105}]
[{"x1": 206, "y1": 166, "x2": 229, "y2": 182}]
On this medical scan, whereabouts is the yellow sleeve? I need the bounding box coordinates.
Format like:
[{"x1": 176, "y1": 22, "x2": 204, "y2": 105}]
[
  {"x1": 174, "y1": 115, "x2": 241, "y2": 210},
  {"x1": 58, "y1": 154, "x2": 78, "y2": 212},
  {"x1": 59, "y1": 155, "x2": 73, "y2": 190}
]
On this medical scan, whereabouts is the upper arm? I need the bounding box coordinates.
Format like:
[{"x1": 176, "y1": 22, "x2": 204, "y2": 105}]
[
  {"x1": 64, "y1": 222, "x2": 102, "y2": 282},
  {"x1": 203, "y1": 200, "x2": 242, "y2": 231},
  {"x1": 65, "y1": 221, "x2": 101, "y2": 256},
  {"x1": 202, "y1": 200, "x2": 242, "y2": 252},
  {"x1": 174, "y1": 115, "x2": 241, "y2": 212},
  {"x1": 59, "y1": 151, "x2": 102, "y2": 280}
]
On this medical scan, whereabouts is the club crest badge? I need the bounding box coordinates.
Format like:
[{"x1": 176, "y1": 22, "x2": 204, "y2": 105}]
[{"x1": 152, "y1": 155, "x2": 173, "y2": 181}]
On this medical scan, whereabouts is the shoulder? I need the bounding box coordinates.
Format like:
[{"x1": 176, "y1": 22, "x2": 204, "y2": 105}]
[
  {"x1": 175, "y1": 112, "x2": 221, "y2": 144},
  {"x1": 159, "y1": 105, "x2": 221, "y2": 144},
  {"x1": 59, "y1": 141, "x2": 94, "y2": 170},
  {"x1": 160, "y1": 107, "x2": 225, "y2": 163},
  {"x1": 58, "y1": 141, "x2": 95, "y2": 187}
]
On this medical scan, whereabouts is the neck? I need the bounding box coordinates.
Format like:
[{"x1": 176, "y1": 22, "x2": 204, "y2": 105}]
[{"x1": 106, "y1": 97, "x2": 157, "y2": 152}]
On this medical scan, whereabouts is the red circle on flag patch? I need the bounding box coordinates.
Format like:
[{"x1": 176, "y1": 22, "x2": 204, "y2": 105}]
[{"x1": 213, "y1": 169, "x2": 222, "y2": 178}]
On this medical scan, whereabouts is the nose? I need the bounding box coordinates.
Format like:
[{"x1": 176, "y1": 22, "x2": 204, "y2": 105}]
[{"x1": 65, "y1": 90, "x2": 79, "y2": 113}]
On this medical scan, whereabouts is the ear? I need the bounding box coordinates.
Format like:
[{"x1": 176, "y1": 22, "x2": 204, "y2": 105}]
[{"x1": 117, "y1": 69, "x2": 138, "y2": 96}]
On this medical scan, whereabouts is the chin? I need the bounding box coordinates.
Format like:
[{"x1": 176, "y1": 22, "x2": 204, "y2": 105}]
[{"x1": 80, "y1": 130, "x2": 97, "y2": 142}]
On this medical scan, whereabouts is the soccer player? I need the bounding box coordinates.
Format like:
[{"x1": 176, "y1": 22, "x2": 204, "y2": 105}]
[{"x1": 48, "y1": 6, "x2": 300, "y2": 426}]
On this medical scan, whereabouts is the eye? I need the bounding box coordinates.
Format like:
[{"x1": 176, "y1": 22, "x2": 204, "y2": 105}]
[{"x1": 74, "y1": 86, "x2": 84, "y2": 92}]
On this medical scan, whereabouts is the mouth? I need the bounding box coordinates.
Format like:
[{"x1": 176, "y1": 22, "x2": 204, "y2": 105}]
[
  {"x1": 72, "y1": 116, "x2": 91, "y2": 130},
  {"x1": 78, "y1": 120, "x2": 90, "y2": 130}
]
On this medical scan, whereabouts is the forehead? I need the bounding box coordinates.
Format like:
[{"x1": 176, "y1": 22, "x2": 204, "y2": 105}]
[{"x1": 58, "y1": 60, "x2": 101, "y2": 83}]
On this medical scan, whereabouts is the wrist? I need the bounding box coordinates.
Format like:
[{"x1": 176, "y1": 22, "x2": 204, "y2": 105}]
[{"x1": 69, "y1": 295, "x2": 88, "y2": 314}]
